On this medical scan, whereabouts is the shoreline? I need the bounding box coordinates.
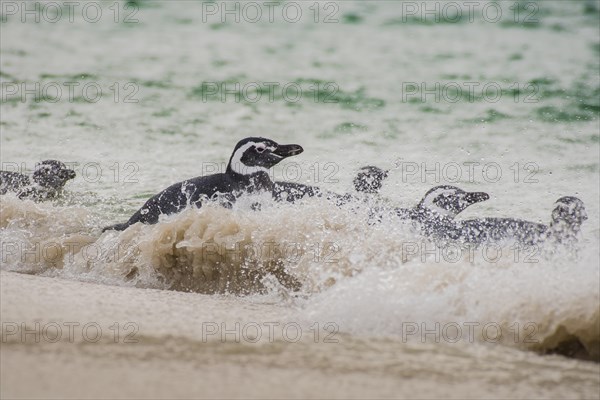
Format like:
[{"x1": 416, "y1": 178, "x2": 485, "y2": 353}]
[{"x1": 2, "y1": 271, "x2": 599, "y2": 399}]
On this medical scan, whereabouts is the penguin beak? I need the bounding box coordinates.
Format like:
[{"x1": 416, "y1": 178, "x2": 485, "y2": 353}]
[
  {"x1": 272, "y1": 144, "x2": 304, "y2": 158},
  {"x1": 463, "y1": 191, "x2": 490, "y2": 205},
  {"x1": 579, "y1": 208, "x2": 588, "y2": 222}
]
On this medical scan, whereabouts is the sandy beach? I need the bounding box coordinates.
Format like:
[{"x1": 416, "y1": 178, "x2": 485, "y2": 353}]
[{"x1": 2, "y1": 270, "x2": 599, "y2": 399}]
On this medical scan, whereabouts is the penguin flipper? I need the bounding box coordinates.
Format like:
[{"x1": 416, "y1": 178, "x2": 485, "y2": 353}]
[{"x1": 102, "y1": 222, "x2": 130, "y2": 232}]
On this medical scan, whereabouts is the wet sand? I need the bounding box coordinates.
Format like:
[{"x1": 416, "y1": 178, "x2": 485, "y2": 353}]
[{"x1": 2, "y1": 271, "x2": 599, "y2": 399}]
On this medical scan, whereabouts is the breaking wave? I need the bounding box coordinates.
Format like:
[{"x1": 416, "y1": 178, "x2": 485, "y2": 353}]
[{"x1": 1, "y1": 193, "x2": 598, "y2": 360}]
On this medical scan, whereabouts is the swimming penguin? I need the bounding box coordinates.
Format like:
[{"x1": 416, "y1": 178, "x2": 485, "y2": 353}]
[
  {"x1": 103, "y1": 137, "x2": 303, "y2": 232},
  {"x1": 403, "y1": 185, "x2": 490, "y2": 220},
  {"x1": 547, "y1": 196, "x2": 588, "y2": 244},
  {"x1": 456, "y1": 196, "x2": 587, "y2": 246},
  {"x1": 0, "y1": 160, "x2": 76, "y2": 201},
  {"x1": 353, "y1": 166, "x2": 388, "y2": 194},
  {"x1": 356, "y1": 176, "x2": 489, "y2": 231},
  {"x1": 395, "y1": 185, "x2": 490, "y2": 240}
]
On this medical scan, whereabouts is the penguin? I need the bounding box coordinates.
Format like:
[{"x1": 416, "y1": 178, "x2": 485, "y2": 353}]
[
  {"x1": 456, "y1": 196, "x2": 587, "y2": 246},
  {"x1": 547, "y1": 196, "x2": 588, "y2": 244},
  {"x1": 103, "y1": 137, "x2": 303, "y2": 232},
  {"x1": 402, "y1": 185, "x2": 490, "y2": 221},
  {"x1": 395, "y1": 185, "x2": 491, "y2": 240},
  {"x1": 0, "y1": 160, "x2": 76, "y2": 201},
  {"x1": 353, "y1": 166, "x2": 388, "y2": 194}
]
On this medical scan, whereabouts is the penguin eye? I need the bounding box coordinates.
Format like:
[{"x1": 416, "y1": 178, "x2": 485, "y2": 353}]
[
  {"x1": 435, "y1": 195, "x2": 449, "y2": 207},
  {"x1": 255, "y1": 146, "x2": 266, "y2": 153}
]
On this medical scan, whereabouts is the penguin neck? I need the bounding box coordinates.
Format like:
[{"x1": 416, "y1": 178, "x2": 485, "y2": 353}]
[
  {"x1": 412, "y1": 206, "x2": 453, "y2": 222},
  {"x1": 32, "y1": 176, "x2": 53, "y2": 189},
  {"x1": 30, "y1": 180, "x2": 60, "y2": 195},
  {"x1": 549, "y1": 219, "x2": 581, "y2": 243}
]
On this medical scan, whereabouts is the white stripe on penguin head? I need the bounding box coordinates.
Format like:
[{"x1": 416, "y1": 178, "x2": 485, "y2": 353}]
[
  {"x1": 229, "y1": 141, "x2": 277, "y2": 175},
  {"x1": 421, "y1": 187, "x2": 459, "y2": 217}
]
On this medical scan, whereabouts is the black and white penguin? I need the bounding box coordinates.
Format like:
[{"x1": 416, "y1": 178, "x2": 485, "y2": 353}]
[
  {"x1": 103, "y1": 137, "x2": 303, "y2": 232},
  {"x1": 456, "y1": 196, "x2": 588, "y2": 246},
  {"x1": 353, "y1": 166, "x2": 388, "y2": 194},
  {"x1": 403, "y1": 185, "x2": 490, "y2": 220},
  {"x1": 548, "y1": 196, "x2": 588, "y2": 244},
  {"x1": 0, "y1": 160, "x2": 76, "y2": 201},
  {"x1": 396, "y1": 185, "x2": 490, "y2": 240},
  {"x1": 360, "y1": 181, "x2": 489, "y2": 233}
]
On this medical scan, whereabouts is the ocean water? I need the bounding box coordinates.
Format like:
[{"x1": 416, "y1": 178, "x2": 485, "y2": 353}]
[{"x1": 1, "y1": 0, "x2": 599, "y2": 397}]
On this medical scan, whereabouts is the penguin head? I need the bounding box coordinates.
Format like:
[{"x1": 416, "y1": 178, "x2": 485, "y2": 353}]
[
  {"x1": 353, "y1": 166, "x2": 388, "y2": 194},
  {"x1": 227, "y1": 137, "x2": 303, "y2": 175},
  {"x1": 417, "y1": 185, "x2": 490, "y2": 218},
  {"x1": 32, "y1": 160, "x2": 76, "y2": 189},
  {"x1": 550, "y1": 196, "x2": 587, "y2": 230}
]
